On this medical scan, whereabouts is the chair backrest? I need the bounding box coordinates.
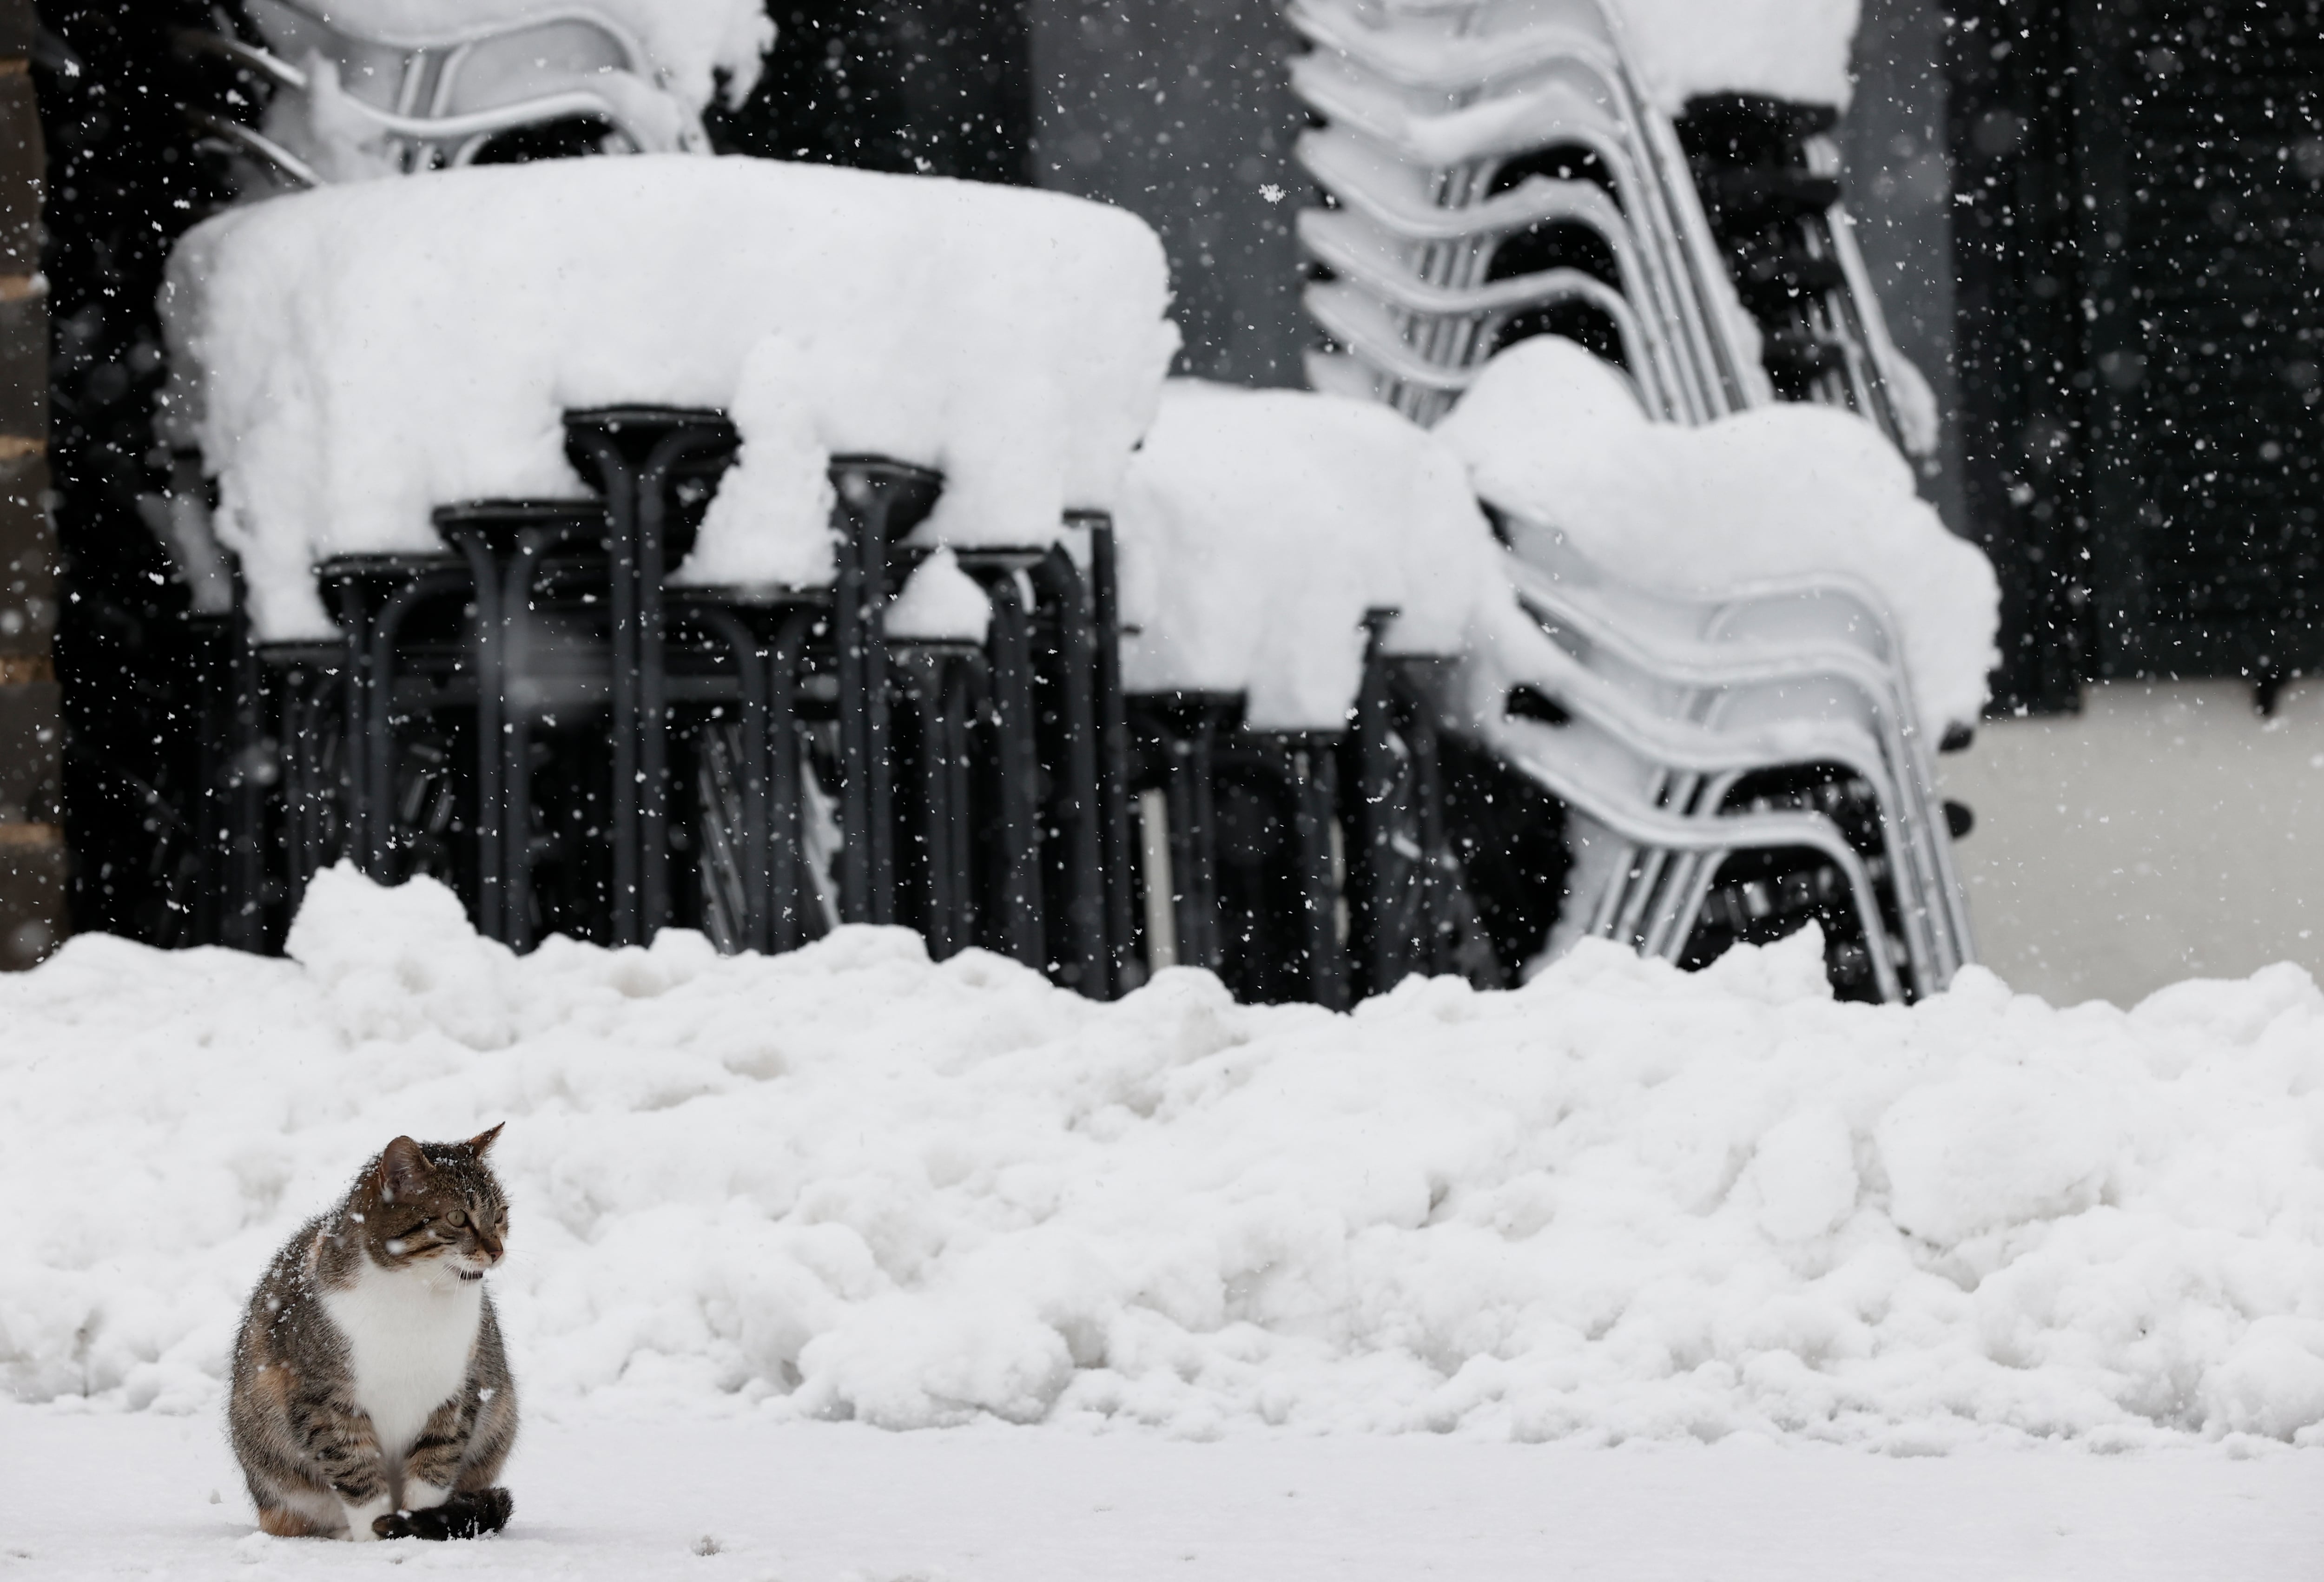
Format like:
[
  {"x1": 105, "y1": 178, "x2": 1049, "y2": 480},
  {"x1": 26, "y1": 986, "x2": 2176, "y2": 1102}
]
[
  {"x1": 428, "y1": 20, "x2": 640, "y2": 120},
  {"x1": 1323, "y1": 0, "x2": 1624, "y2": 49},
  {"x1": 240, "y1": 0, "x2": 696, "y2": 176}
]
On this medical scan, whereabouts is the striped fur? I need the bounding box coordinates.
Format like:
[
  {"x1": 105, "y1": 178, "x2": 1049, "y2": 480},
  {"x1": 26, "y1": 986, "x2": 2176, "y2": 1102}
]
[{"x1": 227, "y1": 1129, "x2": 518, "y2": 1542}]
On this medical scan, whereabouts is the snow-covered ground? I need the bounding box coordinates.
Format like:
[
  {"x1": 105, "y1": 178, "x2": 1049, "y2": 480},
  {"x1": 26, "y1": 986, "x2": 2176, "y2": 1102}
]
[
  {"x1": 6, "y1": 866, "x2": 2324, "y2": 1569},
  {"x1": 9, "y1": 864, "x2": 2324, "y2": 1446},
  {"x1": 5, "y1": 1403, "x2": 2315, "y2": 1580}
]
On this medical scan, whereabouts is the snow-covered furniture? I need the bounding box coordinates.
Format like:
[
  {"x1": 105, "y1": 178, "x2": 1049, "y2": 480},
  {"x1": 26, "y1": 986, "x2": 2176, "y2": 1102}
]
[
  {"x1": 161, "y1": 158, "x2": 1174, "y2": 980},
  {"x1": 1500, "y1": 552, "x2": 1973, "y2": 994},
  {"x1": 1285, "y1": 0, "x2": 1763, "y2": 425},
  {"x1": 1429, "y1": 336, "x2": 1994, "y2": 997},
  {"x1": 180, "y1": 0, "x2": 770, "y2": 187},
  {"x1": 1114, "y1": 383, "x2": 1522, "y2": 1000},
  {"x1": 1285, "y1": 0, "x2": 1935, "y2": 450}
]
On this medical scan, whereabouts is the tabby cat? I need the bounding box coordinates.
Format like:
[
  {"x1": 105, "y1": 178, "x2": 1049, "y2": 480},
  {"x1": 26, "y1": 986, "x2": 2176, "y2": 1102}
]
[{"x1": 227, "y1": 1127, "x2": 518, "y2": 1541}]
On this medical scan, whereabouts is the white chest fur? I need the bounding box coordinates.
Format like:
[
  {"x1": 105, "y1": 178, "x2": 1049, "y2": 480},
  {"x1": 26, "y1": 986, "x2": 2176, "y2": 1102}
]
[{"x1": 320, "y1": 1257, "x2": 483, "y2": 1463}]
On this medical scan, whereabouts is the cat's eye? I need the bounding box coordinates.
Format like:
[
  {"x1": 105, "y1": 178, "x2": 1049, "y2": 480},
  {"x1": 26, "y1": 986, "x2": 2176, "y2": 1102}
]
[{"x1": 446, "y1": 1209, "x2": 469, "y2": 1227}]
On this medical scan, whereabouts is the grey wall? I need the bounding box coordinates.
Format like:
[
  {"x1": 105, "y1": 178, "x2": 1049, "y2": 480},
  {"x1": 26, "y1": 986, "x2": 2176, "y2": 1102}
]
[
  {"x1": 1840, "y1": 0, "x2": 1968, "y2": 535},
  {"x1": 1026, "y1": 0, "x2": 1309, "y2": 385}
]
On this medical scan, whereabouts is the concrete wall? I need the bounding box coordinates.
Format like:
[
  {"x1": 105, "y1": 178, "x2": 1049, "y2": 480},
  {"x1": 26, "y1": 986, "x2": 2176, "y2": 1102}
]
[
  {"x1": 1025, "y1": 0, "x2": 1308, "y2": 385},
  {"x1": 1939, "y1": 682, "x2": 2324, "y2": 1007},
  {"x1": 1839, "y1": 0, "x2": 1967, "y2": 537},
  {"x1": 0, "y1": 0, "x2": 56, "y2": 970}
]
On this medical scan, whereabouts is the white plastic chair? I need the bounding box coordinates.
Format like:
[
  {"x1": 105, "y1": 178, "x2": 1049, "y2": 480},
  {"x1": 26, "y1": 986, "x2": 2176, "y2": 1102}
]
[
  {"x1": 1496, "y1": 539, "x2": 1974, "y2": 986},
  {"x1": 1446, "y1": 651, "x2": 1908, "y2": 1002},
  {"x1": 186, "y1": 0, "x2": 706, "y2": 188},
  {"x1": 1287, "y1": 47, "x2": 1760, "y2": 416}
]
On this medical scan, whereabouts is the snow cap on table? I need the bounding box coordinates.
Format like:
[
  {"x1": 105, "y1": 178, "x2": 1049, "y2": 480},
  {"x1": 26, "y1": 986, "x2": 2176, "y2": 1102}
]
[
  {"x1": 1116, "y1": 382, "x2": 1509, "y2": 731},
  {"x1": 883, "y1": 549, "x2": 993, "y2": 646},
  {"x1": 160, "y1": 156, "x2": 1180, "y2": 640},
  {"x1": 1433, "y1": 336, "x2": 2000, "y2": 732},
  {"x1": 268, "y1": 0, "x2": 776, "y2": 114}
]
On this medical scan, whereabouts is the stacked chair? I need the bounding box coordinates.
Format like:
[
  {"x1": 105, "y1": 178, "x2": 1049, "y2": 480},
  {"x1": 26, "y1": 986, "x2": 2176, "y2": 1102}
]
[
  {"x1": 1283, "y1": 0, "x2": 1770, "y2": 426},
  {"x1": 177, "y1": 0, "x2": 711, "y2": 190},
  {"x1": 1473, "y1": 539, "x2": 1974, "y2": 1002},
  {"x1": 1680, "y1": 96, "x2": 1934, "y2": 457},
  {"x1": 1285, "y1": 0, "x2": 1975, "y2": 1001}
]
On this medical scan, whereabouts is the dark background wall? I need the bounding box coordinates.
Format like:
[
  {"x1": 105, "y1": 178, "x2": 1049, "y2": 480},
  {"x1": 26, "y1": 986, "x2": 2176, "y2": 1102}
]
[
  {"x1": 0, "y1": 0, "x2": 57, "y2": 970},
  {"x1": 1025, "y1": 0, "x2": 1308, "y2": 385},
  {"x1": 1950, "y1": 0, "x2": 2324, "y2": 713},
  {"x1": 1840, "y1": 0, "x2": 1967, "y2": 540}
]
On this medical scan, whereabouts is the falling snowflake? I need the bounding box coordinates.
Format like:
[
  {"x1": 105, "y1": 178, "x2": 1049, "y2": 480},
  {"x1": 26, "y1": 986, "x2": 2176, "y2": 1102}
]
[{"x1": 1259, "y1": 184, "x2": 1286, "y2": 205}]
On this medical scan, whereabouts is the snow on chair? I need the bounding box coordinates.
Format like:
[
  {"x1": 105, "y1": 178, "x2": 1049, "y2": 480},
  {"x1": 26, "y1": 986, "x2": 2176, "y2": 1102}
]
[
  {"x1": 1430, "y1": 334, "x2": 1995, "y2": 998},
  {"x1": 1498, "y1": 550, "x2": 1973, "y2": 993},
  {"x1": 177, "y1": 0, "x2": 766, "y2": 189},
  {"x1": 1286, "y1": 0, "x2": 1764, "y2": 425}
]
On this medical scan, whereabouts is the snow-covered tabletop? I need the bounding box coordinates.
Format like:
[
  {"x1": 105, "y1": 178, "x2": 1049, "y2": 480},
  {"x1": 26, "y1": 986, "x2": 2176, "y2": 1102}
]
[
  {"x1": 160, "y1": 156, "x2": 1179, "y2": 641},
  {"x1": 1116, "y1": 382, "x2": 1513, "y2": 730}
]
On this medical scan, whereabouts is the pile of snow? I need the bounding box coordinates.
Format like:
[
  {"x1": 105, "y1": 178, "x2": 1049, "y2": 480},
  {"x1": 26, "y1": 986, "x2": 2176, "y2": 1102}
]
[
  {"x1": 1434, "y1": 338, "x2": 1998, "y2": 731},
  {"x1": 161, "y1": 157, "x2": 1178, "y2": 641},
  {"x1": 884, "y1": 549, "x2": 993, "y2": 645},
  {"x1": 1615, "y1": 0, "x2": 1859, "y2": 113},
  {"x1": 255, "y1": 0, "x2": 774, "y2": 116},
  {"x1": 8, "y1": 867, "x2": 2324, "y2": 1448},
  {"x1": 1116, "y1": 382, "x2": 1510, "y2": 730},
  {"x1": 1302, "y1": 0, "x2": 1860, "y2": 115}
]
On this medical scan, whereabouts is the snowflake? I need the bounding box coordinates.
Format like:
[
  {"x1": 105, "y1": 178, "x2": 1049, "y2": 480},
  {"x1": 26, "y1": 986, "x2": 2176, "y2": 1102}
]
[{"x1": 1259, "y1": 184, "x2": 1286, "y2": 205}]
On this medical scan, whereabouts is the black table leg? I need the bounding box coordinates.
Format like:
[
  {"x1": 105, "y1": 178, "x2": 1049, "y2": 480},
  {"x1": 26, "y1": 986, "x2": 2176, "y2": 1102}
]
[
  {"x1": 1289, "y1": 742, "x2": 1348, "y2": 1011},
  {"x1": 565, "y1": 410, "x2": 739, "y2": 946},
  {"x1": 1030, "y1": 546, "x2": 1108, "y2": 995},
  {"x1": 827, "y1": 459, "x2": 943, "y2": 929},
  {"x1": 962, "y1": 562, "x2": 1045, "y2": 968},
  {"x1": 1088, "y1": 521, "x2": 1137, "y2": 994},
  {"x1": 768, "y1": 608, "x2": 819, "y2": 953},
  {"x1": 365, "y1": 569, "x2": 469, "y2": 880}
]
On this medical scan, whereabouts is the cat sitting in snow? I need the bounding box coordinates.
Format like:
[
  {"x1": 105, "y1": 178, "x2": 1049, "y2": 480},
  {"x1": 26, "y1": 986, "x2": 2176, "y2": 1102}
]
[{"x1": 228, "y1": 1127, "x2": 518, "y2": 1542}]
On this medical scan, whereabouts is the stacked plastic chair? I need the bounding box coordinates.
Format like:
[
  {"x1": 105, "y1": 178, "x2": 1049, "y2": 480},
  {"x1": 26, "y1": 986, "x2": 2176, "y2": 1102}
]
[
  {"x1": 1680, "y1": 96, "x2": 1937, "y2": 459},
  {"x1": 1284, "y1": 0, "x2": 1770, "y2": 427},
  {"x1": 178, "y1": 0, "x2": 716, "y2": 190},
  {"x1": 1285, "y1": 0, "x2": 1975, "y2": 1001},
  {"x1": 1484, "y1": 534, "x2": 1975, "y2": 1002}
]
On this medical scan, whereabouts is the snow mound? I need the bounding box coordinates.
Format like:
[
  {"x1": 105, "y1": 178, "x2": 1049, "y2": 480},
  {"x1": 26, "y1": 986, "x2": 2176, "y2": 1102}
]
[
  {"x1": 884, "y1": 549, "x2": 993, "y2": 646},
  {"x1": 1433, "y1": 337, "x2": 1999, "y2": 732},
  {"x1": 160, "y1": 157, "x2": 1179, "y2": 640},
  {"x1": 7, "y1": 868, "x2": 2324, "y2": 1449},
  {"x1": 1116, "y1": 382, "x2": 1510, "y2": 730}
]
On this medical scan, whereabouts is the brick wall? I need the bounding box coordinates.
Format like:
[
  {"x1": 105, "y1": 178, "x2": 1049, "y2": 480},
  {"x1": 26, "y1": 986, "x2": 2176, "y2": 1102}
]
[{"x1": 0, "y1": 0, "x2": 57, "y2": 970}]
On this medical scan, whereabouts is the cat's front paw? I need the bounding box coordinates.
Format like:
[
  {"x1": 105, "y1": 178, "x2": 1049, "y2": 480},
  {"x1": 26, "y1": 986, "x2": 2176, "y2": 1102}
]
[
  {"x1": 401, "y1": 1487, "x2": 515, "y2": 1541},
  {"x1": 372, "y1": 1512, "x2": 416, "y2": 1541}
]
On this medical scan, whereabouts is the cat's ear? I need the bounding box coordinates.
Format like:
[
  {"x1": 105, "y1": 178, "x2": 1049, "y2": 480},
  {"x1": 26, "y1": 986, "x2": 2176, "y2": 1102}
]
[
  {"x1": 377, "y1": 1136, "x2": 431, "y2": 1204},
  {"x1": 466, "y1": 1122, "x2": 504, "y2": 1158}
]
